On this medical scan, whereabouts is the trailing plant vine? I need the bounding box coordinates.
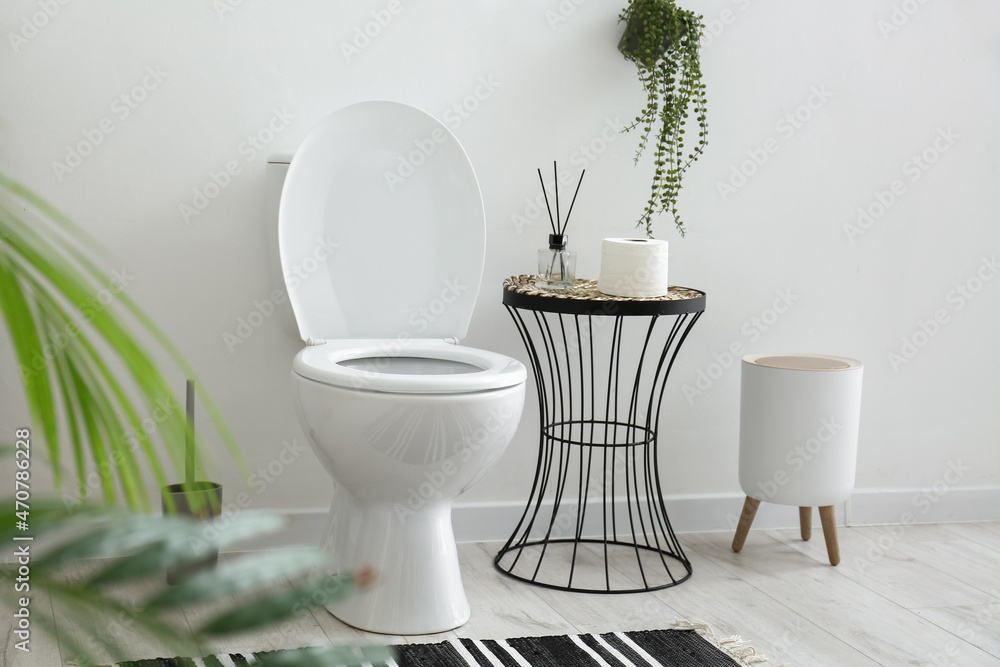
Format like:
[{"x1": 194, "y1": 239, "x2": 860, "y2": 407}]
[{"x1": 619, "y1": 0, "x2": 708, "y2": 237}]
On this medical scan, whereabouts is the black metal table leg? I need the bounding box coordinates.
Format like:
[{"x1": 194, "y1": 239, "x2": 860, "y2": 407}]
[{"x1": 494, "y1": 277, "x2": 706, "y2": 593}]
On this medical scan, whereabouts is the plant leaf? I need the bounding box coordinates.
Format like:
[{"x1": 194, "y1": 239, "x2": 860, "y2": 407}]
[
  {"x1": 254, "y1": 646, "x2": 397, "y2": 667},
  {"x1": 146, "y1": 550, "x2": 327, "y2": 609},
  {"x1": 23, "y1": 266, "x2": 176, "y2": 504},
  {"x1": 0, "y1": 172, "x2": 245, "y2": 478},
  {"x1": 42, "y1": 572, "x2": 201, "y2": 663},
  {"x1": 0, "y1": 190, "x2": 205, "y2": 501},
  {"x1": 198, "y1": 572, "x2": 359, "y2": 636},
  {"x1": 86, "y1": 511, "x2": 289, "y2": 586},
  {"x1": 35, "y1": 515, "x2": 191, "y2": 568},
  {"x1": 0, "y1": 253, "x2": 61, "y2": 482},
  {"x1": 0, "y1": 498, "x2": 117, "y2": 543},
  {"x1": 67, "y1": 360, "x2": 117, "y2": 504}
]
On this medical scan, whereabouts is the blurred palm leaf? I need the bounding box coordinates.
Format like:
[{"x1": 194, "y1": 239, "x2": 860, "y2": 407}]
[
  {"x1": 0, "y1": 172, "x2": 244, "y2": 508},
  {"x1": 0, "y1": 177, "x2": 385, "y2": 665},
  {"x1": 0, "y1": 504, "x2": 391, "y2": 667}
]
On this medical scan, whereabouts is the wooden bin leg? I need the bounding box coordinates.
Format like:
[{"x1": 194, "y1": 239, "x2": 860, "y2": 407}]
[
  {"x1": 799, "y1": 506, "x2": 812, "y2": 541},
  {"x1": 732, "y1": 497, "x2": 761, "y2": 553},
  {"x1": 819, "y1": 505, "x2": 840, "y2": 566}
]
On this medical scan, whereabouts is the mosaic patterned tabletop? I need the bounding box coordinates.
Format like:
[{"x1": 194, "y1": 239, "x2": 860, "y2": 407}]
[
  {"x1": 503, "y1": 275, "x2": 703, "y2": 302},
  {"x1": 502, "y1": 275, "x2": 706, "y2": 315}
]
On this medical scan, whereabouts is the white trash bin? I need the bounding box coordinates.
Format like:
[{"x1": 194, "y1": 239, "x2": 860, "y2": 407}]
[{"x1": 732, "y1": 353, "x2": 863, "y2": 565}]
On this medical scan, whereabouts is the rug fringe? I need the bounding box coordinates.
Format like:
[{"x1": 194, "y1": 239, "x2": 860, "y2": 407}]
[{"x1": 673, "y1": 619, "x2": 784, "y2": 666}]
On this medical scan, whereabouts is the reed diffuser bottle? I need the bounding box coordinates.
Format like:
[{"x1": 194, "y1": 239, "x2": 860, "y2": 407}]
[
  {"x1": 537, "y1": 233, "x2": 576, "y2": 289},
  {"x1": 535, "y1": 162, "x2": 585, "y2": 291}
]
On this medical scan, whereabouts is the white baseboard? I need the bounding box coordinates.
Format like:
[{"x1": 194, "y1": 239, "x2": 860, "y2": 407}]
[
  {"x1": 847, "y1": 485, "x2": 1000, "y2": 525},
  {"x1": 451, "y1": 495, "x2": 839, "y2": 542},
  {"x1": 246, "y1": 485, "x2": 1000, "y2": 551}
]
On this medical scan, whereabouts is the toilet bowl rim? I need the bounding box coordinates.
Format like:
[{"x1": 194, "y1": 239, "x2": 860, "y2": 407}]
[{"x1": 292, "y1": 339, "x2": 527, "y2": 393}]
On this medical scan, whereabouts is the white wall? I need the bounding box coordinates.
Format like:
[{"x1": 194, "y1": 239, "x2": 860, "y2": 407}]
[{"x1": 2, "y1": 0, "x2": 998, "y2": 534}]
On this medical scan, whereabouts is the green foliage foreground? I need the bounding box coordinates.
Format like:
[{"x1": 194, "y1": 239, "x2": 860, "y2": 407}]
[
  {"x1": 0, "y1": 498, "x2": 393, "y2": 666},
  {"x1": 0, "y1": 176, "x2": 387, "y2": 664}
]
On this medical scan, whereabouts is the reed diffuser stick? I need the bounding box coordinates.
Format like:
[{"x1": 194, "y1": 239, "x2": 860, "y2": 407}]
[
  {"x1": 553, "y1": 161, "x2": 560, "y2": 234},
  {"x1": 562, "y1": 169, "x2": 586, "y2": 235},
  {"x1": 537, "y1": 168, "x2": 557, "y2": 235}
]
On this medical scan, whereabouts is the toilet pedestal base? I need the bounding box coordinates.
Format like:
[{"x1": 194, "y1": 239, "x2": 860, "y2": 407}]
[{"x1": 320, "y1": 490, "x2": 470, "y2": 635}]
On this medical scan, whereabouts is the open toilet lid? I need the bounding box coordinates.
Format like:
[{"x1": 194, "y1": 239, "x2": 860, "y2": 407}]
[{"x1": 278, "y1": 101, "x2": 486, "y2": 342}]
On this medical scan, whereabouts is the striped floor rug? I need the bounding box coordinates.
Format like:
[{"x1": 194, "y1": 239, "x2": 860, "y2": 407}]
[{"x1": 112, "y1": 627, "x2": 769, "y2": 666}]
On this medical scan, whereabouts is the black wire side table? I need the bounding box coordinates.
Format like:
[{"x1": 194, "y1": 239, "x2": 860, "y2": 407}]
[{"x1": 495, "y1": 275, "x2": 706, "y2": 593}]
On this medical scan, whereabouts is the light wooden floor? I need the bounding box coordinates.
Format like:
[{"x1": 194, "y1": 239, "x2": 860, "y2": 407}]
[{"x1": 5, "y1": 522, "x2": 1000, "y2": 666}]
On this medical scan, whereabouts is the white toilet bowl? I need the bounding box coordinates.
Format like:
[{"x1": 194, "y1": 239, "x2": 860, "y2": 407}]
[
  {"x1": 293, "y1": 341, "x2": 524, "y2": 634},
  {"x1": 276, "y1": 101, "x2": 526, "y2": 634}
]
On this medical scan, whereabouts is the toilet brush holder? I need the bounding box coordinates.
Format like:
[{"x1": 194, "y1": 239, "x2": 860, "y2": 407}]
[
  {"x1": 161, "y1": 380, "x2": 222, "y2": 585},
  {"x1": 161, "y1": 481, "x2": 222, "y2": 584}
]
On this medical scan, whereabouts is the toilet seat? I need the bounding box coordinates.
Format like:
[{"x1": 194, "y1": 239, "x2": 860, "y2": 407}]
[
  {"x1": 293, "y1": 340, "x2": 526, "y2": 394},
  {"x1": 278, "y1": 101, "x2": 485, "y2": 343}
]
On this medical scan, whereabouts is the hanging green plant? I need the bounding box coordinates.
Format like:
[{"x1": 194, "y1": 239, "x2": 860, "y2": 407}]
[{"x1": 619, "y1": 0, "x2": 708, "y2": 237}]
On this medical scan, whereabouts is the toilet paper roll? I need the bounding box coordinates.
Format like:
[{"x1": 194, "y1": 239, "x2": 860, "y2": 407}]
[{"x1": 597, "y1": 238, "x2": 669, "y2": 298}]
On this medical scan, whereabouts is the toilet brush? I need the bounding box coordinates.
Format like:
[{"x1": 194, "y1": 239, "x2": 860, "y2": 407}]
[{"x1": 161, "y1": 379, "x2": 223, "y2": 584}]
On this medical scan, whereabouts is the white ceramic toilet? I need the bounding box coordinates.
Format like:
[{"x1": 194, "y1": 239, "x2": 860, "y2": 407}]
[{"x1": 275, "y1": 101, "x2": 526, "y2": 635}]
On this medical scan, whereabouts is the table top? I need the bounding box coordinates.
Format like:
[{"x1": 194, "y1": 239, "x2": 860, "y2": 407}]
[{"x1": 503, "y1": 275, "x2": 706, "y2": 316}]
